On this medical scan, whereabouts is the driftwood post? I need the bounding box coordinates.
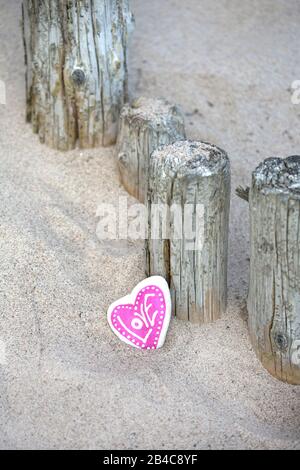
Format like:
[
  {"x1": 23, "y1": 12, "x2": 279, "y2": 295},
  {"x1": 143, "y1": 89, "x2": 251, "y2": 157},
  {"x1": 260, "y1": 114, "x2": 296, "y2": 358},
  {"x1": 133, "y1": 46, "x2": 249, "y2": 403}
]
[
  {"x1": 247, "y1": 156, "x2": 300, "y2": 385},
  {"x1": 146, "y1": 141, "x2": 231, "y2": 324},
  {"x1": 22, "y1": 0, "x2": 134, "y2": 150},
  {"x1": 116, "y1": 97, "x2": 186, "y2": 202}
]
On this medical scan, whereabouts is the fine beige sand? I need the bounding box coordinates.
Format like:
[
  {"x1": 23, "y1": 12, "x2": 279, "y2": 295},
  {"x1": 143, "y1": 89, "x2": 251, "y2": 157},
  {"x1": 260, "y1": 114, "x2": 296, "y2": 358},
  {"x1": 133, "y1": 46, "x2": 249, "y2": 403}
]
[{"x1": 0, "y1": 0, "x2": 300, "y2": 450}]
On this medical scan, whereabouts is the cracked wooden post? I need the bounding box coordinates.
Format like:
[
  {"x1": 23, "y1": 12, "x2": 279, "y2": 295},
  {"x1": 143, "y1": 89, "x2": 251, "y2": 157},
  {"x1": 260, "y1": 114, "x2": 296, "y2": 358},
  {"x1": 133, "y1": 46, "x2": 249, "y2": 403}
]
[
  {"x1": 146, "y1": 141, "x2": 231, "y2": 324},
  {"x1": 247, "y1": 156, "x2": 300, "y2": 384},
  {"x1": 22, "y1": 0, "x2": 134, "y2": 150},
  {"x1": 116, "y1": 97, "x2": 186, "y2": 203}
]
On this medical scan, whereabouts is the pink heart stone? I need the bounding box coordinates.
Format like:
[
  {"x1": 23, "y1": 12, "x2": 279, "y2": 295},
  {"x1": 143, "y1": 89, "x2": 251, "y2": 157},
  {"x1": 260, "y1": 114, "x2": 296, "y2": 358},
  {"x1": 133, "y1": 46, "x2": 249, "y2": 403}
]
[{"x1": 107, "y1": 276, "x2": 171, "y2": 350}]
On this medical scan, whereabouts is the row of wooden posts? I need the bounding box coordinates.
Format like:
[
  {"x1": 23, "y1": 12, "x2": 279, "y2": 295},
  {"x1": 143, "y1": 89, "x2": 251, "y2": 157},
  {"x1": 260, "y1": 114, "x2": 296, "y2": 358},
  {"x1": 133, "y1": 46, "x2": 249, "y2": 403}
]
[
  {"x1": 116, "y1": 96, "x2": 300, "y2": 386},
  {"x1": 22, "y1": 0, "x2": 300, "y2": 385}
]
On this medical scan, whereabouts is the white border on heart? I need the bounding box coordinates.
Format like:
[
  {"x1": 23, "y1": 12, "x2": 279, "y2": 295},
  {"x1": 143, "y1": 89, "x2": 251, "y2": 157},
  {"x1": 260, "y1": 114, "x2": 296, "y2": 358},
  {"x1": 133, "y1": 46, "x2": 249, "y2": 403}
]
[{"x1": 107, "y1": 276, "x2": 171, "y2": 350}]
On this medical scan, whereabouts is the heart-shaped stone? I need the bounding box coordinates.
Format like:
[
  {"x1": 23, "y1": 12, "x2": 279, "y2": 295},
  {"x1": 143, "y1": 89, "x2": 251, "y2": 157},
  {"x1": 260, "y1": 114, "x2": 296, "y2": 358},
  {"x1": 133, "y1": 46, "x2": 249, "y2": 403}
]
[{"x1": 107, "y1": 276, "x2": 171, "y2": 350}]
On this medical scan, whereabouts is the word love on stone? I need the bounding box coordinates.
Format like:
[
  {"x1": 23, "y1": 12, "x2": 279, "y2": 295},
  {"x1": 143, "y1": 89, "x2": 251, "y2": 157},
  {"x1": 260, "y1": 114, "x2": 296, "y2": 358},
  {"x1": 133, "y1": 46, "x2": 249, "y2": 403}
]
[{"x1": 107, "y1": 276, "x2": 171, "y2": 350}]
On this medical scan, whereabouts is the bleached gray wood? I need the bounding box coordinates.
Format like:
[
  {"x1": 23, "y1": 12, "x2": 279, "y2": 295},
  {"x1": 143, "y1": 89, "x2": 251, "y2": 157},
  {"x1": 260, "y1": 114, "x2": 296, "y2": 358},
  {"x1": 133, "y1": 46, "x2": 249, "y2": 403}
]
[
  {"x1": 116, "y1": 97, "x2": 186, "y2": 202},
  {"x1": 248, "y1": 156, "x2": 300, "y2": 385},
  {"x1": 146, "y1": 141, "x2": 231, "y2": 324},
  {"x1": 22, "y1": 0, "x2": 134, "y2": 150}
]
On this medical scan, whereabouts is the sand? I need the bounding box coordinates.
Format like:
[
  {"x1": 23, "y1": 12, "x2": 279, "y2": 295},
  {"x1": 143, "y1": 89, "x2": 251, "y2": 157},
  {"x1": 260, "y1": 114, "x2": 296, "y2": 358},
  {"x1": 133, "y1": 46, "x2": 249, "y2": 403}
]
[{"x1": 0, "y1": 0, "x2": 300, "y2": 450}]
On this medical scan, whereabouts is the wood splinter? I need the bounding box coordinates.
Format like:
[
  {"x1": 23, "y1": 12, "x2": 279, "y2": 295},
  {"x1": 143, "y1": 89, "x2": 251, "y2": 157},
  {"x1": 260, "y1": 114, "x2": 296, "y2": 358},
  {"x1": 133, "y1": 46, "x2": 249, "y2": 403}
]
[
  {"x1": 116, "y1": 97, "x2": 186, "y2": 202},
  {"x1": 146, "y1": 140, "x2": 231, "y2": 324},
  {"x1": 248, "y1": 156, "x2": 300, "y2": 384}
]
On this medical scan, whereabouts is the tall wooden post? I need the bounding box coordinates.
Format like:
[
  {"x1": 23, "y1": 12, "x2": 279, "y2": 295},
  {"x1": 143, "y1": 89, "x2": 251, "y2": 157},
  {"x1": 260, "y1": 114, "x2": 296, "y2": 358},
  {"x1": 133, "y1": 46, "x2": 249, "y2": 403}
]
[
  {"x1": 146, "y1": 140, "x2": 231, "y2": 324},
  {"x1": 116, "y1": 97, "x2": 186, "y2": 203},
  {"x1": 22, "y1": 0, "x2": 134, "y2": 150},
  {"x1": 248, "y1": 156, "x2": 300, "y2": 384}
]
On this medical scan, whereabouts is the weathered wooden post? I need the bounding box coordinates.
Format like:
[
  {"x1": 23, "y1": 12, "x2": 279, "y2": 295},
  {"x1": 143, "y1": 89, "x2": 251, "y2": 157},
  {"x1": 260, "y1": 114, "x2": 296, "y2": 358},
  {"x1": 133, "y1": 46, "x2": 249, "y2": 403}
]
[
  {"x1": 146, "y1": 140, "x2": 231, "y2": 324},
  {"x1": 116, "y1": 97, "x2": 186, "y2": 202},
  {"x1": 22, "y1": 0, "x2": 134, "y2": 150},
  {"x1": 247, "y1": 156, "x2": 300, "y2": 384}
]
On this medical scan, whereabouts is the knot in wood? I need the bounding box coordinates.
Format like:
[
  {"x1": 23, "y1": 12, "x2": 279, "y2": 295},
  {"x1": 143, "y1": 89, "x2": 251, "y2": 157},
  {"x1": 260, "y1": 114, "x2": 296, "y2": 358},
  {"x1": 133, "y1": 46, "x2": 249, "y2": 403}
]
[
  {"x1": 118, "y1": 152, "x2": 128, "y2": 166},
  {"x1": 71, "y1": 68, "x2": 86, "y2": 86},
  {"x1": 274, "y1": 333, "x2": 288, "y2": 352}
]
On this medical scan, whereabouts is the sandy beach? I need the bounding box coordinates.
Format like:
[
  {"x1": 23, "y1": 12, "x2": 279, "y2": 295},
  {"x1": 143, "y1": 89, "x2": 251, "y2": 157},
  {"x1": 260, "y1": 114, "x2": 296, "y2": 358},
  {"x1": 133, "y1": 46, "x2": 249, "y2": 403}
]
[{"x1": 0, "y1": 0, "x2": 300, "y2": 449}]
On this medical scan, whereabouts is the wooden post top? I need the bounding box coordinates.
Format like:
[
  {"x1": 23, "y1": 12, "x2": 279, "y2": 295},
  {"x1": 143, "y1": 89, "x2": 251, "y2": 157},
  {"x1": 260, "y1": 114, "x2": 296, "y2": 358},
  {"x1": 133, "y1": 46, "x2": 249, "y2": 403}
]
[
  {"x1": 252, "y1": 155, "x2": 300, "y2": 197},
  {"x1": 120, "y1": 97, "x2": 184, "y2": 130},
  {"x1": 151, "y1": 140, "x2": 230, "y2": 178}
]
